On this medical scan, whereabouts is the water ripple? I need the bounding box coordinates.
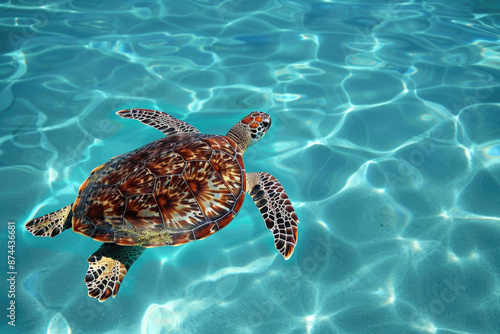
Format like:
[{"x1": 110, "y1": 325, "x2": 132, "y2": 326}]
[{"x1": 2, "y1": 0, "x2": 500, "y2": 333}]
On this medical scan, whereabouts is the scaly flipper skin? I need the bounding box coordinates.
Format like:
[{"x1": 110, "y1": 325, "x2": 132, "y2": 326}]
[
  {"x1": 85, "y1": 243, "x2": 145, "y2": 302},
  {"x1": 25, "y1": 204, "x2": 73, "y2": 238},
  {"x1": 116, "y1": 108, "x2": 201, "y2": 136},
  {"x1": 246, "y1": 172, "x2": 299, "y2": 259}
]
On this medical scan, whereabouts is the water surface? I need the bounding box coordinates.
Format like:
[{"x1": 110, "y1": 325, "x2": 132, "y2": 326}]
[{"x1": 1, "y1": 0, "x2": 500, "y2": 333}]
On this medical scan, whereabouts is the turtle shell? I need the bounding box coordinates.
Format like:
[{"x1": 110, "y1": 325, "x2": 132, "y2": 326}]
[{"x1": 72, "y1": 133, "x2": 246, "y2": 247}]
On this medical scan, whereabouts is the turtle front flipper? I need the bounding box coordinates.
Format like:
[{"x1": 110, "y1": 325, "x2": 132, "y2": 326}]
[
  {"x1": 116, "y1": 108, "x2": 201, "y2": 136},
  {"x1": 85, "y1": 243, "x2": 145, "y2": 302},
  {"x1": 246, "y1": 172, "x2": 299, "y2": 260},
  {"x1": 25, "y1": 204, "x2": 73, "y2": 238}
]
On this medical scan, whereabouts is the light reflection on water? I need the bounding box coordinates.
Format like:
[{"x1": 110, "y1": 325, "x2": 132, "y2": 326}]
[{"x1": 1, "y1": 0, "x2": 500, "y2": 333}]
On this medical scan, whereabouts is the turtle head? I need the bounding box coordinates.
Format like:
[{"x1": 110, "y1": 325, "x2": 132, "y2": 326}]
[{"x1": 227, "y1": 111, "x2": 272, "y2": 153}]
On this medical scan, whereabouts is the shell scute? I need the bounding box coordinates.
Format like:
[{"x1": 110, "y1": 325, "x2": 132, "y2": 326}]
[
  {"x1": 117, "y1": 169, "x2": 156, "y2": 196},
  {"x1": 193, "y1": 222, "x2": 219, "y2": 240},
  {"x1": 169, "y1": 231, "x2": 194, "y2": 246},
  {"x1": 202, "y1": 136, "x2": 235, "y2": 156},
  {"x1": 145, "y1": 152, "x2": 185, "y2": 176},
  {"x1": 174, "y1": 140, "x2": 212, "y2": 161},
  {"x1": 124, "y1": 194, "x2": 163, "y2": 229},
  {"x1": 84, "y1": 186, "x2": 125, "y2": 230},
  {"x1": 154, "y1": 175, "x2": 206, "y2": 231},
  {"x1": 73, "y1": 215, "x2": 95, "y2": 237},
  {"x1": 210, "y1": 151, "x2": 243, "y2": 197},
  {"x1": 98, "y1": 161, "x2": 143, "y2": 186},
  {"x1": 183, "y1": 160, "x2": 236, "y2": 221},
  {"x1": 216, "y1": 211, "x2": 236, "y2": 230},
  {"x1": 233, "y1": 193, "x2": 245, "y2": 214}
]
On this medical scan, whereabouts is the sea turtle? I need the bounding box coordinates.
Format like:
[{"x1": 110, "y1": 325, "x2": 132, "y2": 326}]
[{"x1": 25, "y1": 109, "x2": 299, "y2": 302}]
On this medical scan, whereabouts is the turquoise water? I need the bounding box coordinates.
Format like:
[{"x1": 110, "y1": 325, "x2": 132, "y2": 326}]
[{"x1": 1, "y1": 0, "x2": 500, "y2": 333}]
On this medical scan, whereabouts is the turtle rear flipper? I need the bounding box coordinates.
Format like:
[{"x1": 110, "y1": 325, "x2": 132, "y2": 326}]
[
  {"x1": 85, "y1": 243, "x2": 145, "y2": 302},
  {"x1": 247, "y1": 172, "x2": 299, "y2": 260},
  {"x1": 25, "y1": 204, "x2": 73, "y2": 238}
]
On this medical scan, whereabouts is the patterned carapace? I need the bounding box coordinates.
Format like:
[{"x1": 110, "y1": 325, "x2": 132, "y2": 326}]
[{"x1": 72, "y1": 133, "x2": 245, "y2": 247}]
